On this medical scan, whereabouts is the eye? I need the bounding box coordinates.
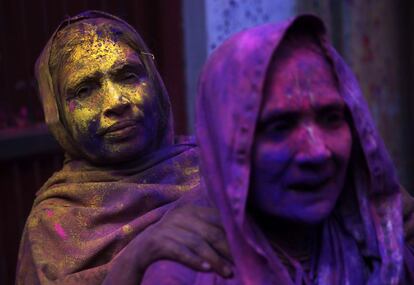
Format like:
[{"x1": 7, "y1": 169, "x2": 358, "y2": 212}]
[
  {"x1": 120, "y1": 72, "x2": 141, "y2": 84},
  {"x1": 66, "y1": 83, "x2": 96, "y2": 101},
  {"x1": 76, "y1": 85, "x2": 92, "y2": 98},
  {"x1": 261, "y1": 117, "x2": 296, "y2": 137},
  {"x1": 318, "y1": 109, "x2": 346, "y2": 129}
]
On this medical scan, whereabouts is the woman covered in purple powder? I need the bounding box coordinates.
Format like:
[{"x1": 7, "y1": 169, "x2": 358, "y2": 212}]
[{"x1": 142, "y1": 15, "x2": 414, "y2": 284}]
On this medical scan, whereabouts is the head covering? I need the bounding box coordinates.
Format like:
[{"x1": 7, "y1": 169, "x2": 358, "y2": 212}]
[
  {"x1": 142, "y1": 14, "x2": 413, "y2": 285},
  {"x1": 16, "y1": 11, "x2": 199, "y2": 284},
  {"x1": 35, "y1": 10, "x2": 174, "y2": 159}
]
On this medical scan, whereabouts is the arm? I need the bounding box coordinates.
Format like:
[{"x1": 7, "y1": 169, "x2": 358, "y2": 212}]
[
  {"x1": 141, "y1": 260, "x2": 198, "y2": 285},
  {"x1": 103, "y1": 204, "x2": 233, "y2": 284}
]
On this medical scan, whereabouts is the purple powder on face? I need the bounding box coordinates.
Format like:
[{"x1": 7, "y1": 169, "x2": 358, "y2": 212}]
[{"x1": 142, "y1": 14, "x2": 414, "y2": 285}]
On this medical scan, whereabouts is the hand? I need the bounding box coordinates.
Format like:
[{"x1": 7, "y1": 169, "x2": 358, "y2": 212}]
[
  {"x1": 139, "y1": 204, "x2": 233, "y2": 278},
  {"x1": 103, "y1": 204, "x2": 233, "y2": 285}
]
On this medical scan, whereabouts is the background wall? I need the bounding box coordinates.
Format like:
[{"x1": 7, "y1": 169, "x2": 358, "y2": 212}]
[{"x1": 295, "y1": 0, "x2": 414, "y2": 202}]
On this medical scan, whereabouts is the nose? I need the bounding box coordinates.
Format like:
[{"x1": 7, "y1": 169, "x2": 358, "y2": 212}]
[
  {"x1": 102, "y1": 83, "x2": 132, "y2": 118},
  {"x1": 295, "y1": 125, "x2": 331, "y2": 167},
  {"x1": 104, "y1": 97, "x2": 131, "y2": 117}
]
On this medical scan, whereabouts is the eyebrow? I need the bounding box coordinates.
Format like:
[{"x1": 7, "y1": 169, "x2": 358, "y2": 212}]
[
  {"x1": 314, "y1": 102, "x2": 346, "y2": 113},
  {"x1": 261, "y1": 102, "x2": 346, "y2": 122},
  {"x1": 260, "y1": 110, "x2": 299, "y2": 124},
  {"x1": 109, "y1": 58, "x2": 146, "y2": 76},
  {"x1": 64, "y1": 58, "x2": 146, "y2": 96},
  {"x1": 65, "y1": 71, "x2": 103, "y2": 95}
]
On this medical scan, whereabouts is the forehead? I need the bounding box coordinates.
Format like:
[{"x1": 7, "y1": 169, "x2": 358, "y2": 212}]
[
  {"x1": 60, "y1": 30, "x2": 142, "y2": 88},
  {"x1": 262, "y1": 44, "x2": 342, "y2": 111}
]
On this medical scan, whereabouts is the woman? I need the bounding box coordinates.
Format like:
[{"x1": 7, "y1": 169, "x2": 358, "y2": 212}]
[
  {"x1": 143, "y1": 15, "x2": 414, "y2": 284},
  {"x1": 16, "y1": 11, "x2": 231, "y2": 284}
]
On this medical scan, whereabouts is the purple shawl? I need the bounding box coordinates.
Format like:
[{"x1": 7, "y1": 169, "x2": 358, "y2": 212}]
[{"x1": 143, "y1": 15, "x2": 413, "y2": 285}]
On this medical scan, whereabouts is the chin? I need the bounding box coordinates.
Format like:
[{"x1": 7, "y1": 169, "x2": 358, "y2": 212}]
[
  {"x1": 269, "y1": 202, "x2": 335, "y2": 225},
  {"x1": 83, "y1": 138, "x2": 153, "y2": 165},
  {"x1": 292, "y1": 213, "x2": 329, "y2": 225},
  {"x1": 293, "y1": 203, "x2": 336, "y2": 225}
]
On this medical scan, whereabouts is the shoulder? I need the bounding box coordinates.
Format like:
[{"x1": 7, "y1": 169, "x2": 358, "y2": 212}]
[
  {"x1": 142, "y1": 260, "x2": 240, "y2": 285},
  {"x1": 142, "y1": 260, "x2": 197, "y2": 285}
]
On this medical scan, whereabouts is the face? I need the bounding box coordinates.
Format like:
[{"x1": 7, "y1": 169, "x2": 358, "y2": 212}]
[
  {"x1": 250, "y1": 44, "x2": 352, "y2": 225},
  {"x1": 59, "y1": 31, "x2": 160, "y2": 163}
]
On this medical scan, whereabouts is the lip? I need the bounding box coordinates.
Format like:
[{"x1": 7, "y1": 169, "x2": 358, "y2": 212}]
[
  {"x1": 98, "y1": 120, "x2": 140, "y2": 141},
  {"x1": 287, "y1": 177, "x2": 331, "y2": 192}
]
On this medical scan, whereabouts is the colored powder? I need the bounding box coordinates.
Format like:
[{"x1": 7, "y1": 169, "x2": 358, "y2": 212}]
[{"x1": 54, "y1": 223, "x2": 67, "y2": 239}]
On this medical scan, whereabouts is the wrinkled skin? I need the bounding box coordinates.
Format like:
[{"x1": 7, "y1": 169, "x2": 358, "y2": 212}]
[
  {"x1": 250, "y1": 42, "x2": 352, "y2": 226},
  {"x1": 59, "y1": 34, "x2": 159, "y2": 164}
]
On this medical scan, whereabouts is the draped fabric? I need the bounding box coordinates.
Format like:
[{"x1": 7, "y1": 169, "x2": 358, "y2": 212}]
[
  {"x1": 16, "y1": 144, "x2": 200, "y2": 285},
  {"x1": 143, "y1": 15, "x2": 414, "y2": 285},
  {"x1": 16, "y1": 10, "x2": 201, "y2": 284}
]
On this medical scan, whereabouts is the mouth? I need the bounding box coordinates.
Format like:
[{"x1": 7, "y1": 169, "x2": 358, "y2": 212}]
[
  {"x1": 287, "y1": 177, "x2": 331, "y2": 192},
  {"x1": 98, "y1": 120, "x2": 141, "y2": 141}
]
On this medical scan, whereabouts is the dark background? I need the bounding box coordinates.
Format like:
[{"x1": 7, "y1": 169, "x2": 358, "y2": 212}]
[
  {"x1": 0, "y1": 1, "x2": 185, "y2": 284},
  {"x1": 1, "y1": 1, "x2": 414, "y2": 285}
]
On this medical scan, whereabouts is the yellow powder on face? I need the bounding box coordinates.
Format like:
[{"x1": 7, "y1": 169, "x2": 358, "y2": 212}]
[
  {"x1": 68, "y1": 24, "x2": 127, "y2": 74},
  {"x1": 62, "y1": 27, "x2": 128, "y2": 135},
  {"x1": 71, "y1": 107, "x2": 96, "y2": 134},
  {"x1": 58, "y1": 25, "x2": 158, "y2": 162}
]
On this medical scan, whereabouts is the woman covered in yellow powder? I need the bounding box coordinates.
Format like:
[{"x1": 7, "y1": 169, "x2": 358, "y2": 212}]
[{"x1": 16, "y1": 11, "x2": 232, "y2": 284}]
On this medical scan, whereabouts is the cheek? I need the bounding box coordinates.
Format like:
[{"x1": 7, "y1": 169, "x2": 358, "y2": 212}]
[
  {"x1": 252, "y1": 138, "x2": 294, "y2": 182},
  {"x1": 327, "y1": 126, "x2": 352, "y2": 163},
  {"x1": 133, "y1": 84, "x2": 160, "y2": 121},
  {"x1": 68, "y1": 100, "x2": 78, "y2": 113},
  {"x1": 68, "y1": 105, "x2": 99, "y2": 139},
  {"x1": 123, "y1": 86, "x2": 145, "y2": 104},
  {"x1": 125, "y1": 82, "x2": 154, "y2": 104},
  {"x1": 250, "y1": 141, "x2": 292, "y2": 215}
]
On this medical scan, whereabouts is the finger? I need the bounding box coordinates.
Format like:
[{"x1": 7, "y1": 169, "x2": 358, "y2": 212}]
[
  {"x1": 172, "y1": 205, "x2": 222, "y2": 227},
  {"x1": 162, "y1": 205, "x2": 234, "y2": 265},
  {"x1": 209, "y1": 235, "x2": 233, "y2": 264},
  {"x1": 198, "y1": 224, "x2": 233, "y2": 263},
  {"x1": 192, "y1": 206, "x2": 223, "y2": 227},
  {"x1": 168, "y1": 228, "x2": 233, "y2": 278},
  {"x1": 161, "y1": 237, "x2": 213, "y2": 273},
  {"x1": 175, "y1": 218, "x2": 233, "y2": 263}
]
